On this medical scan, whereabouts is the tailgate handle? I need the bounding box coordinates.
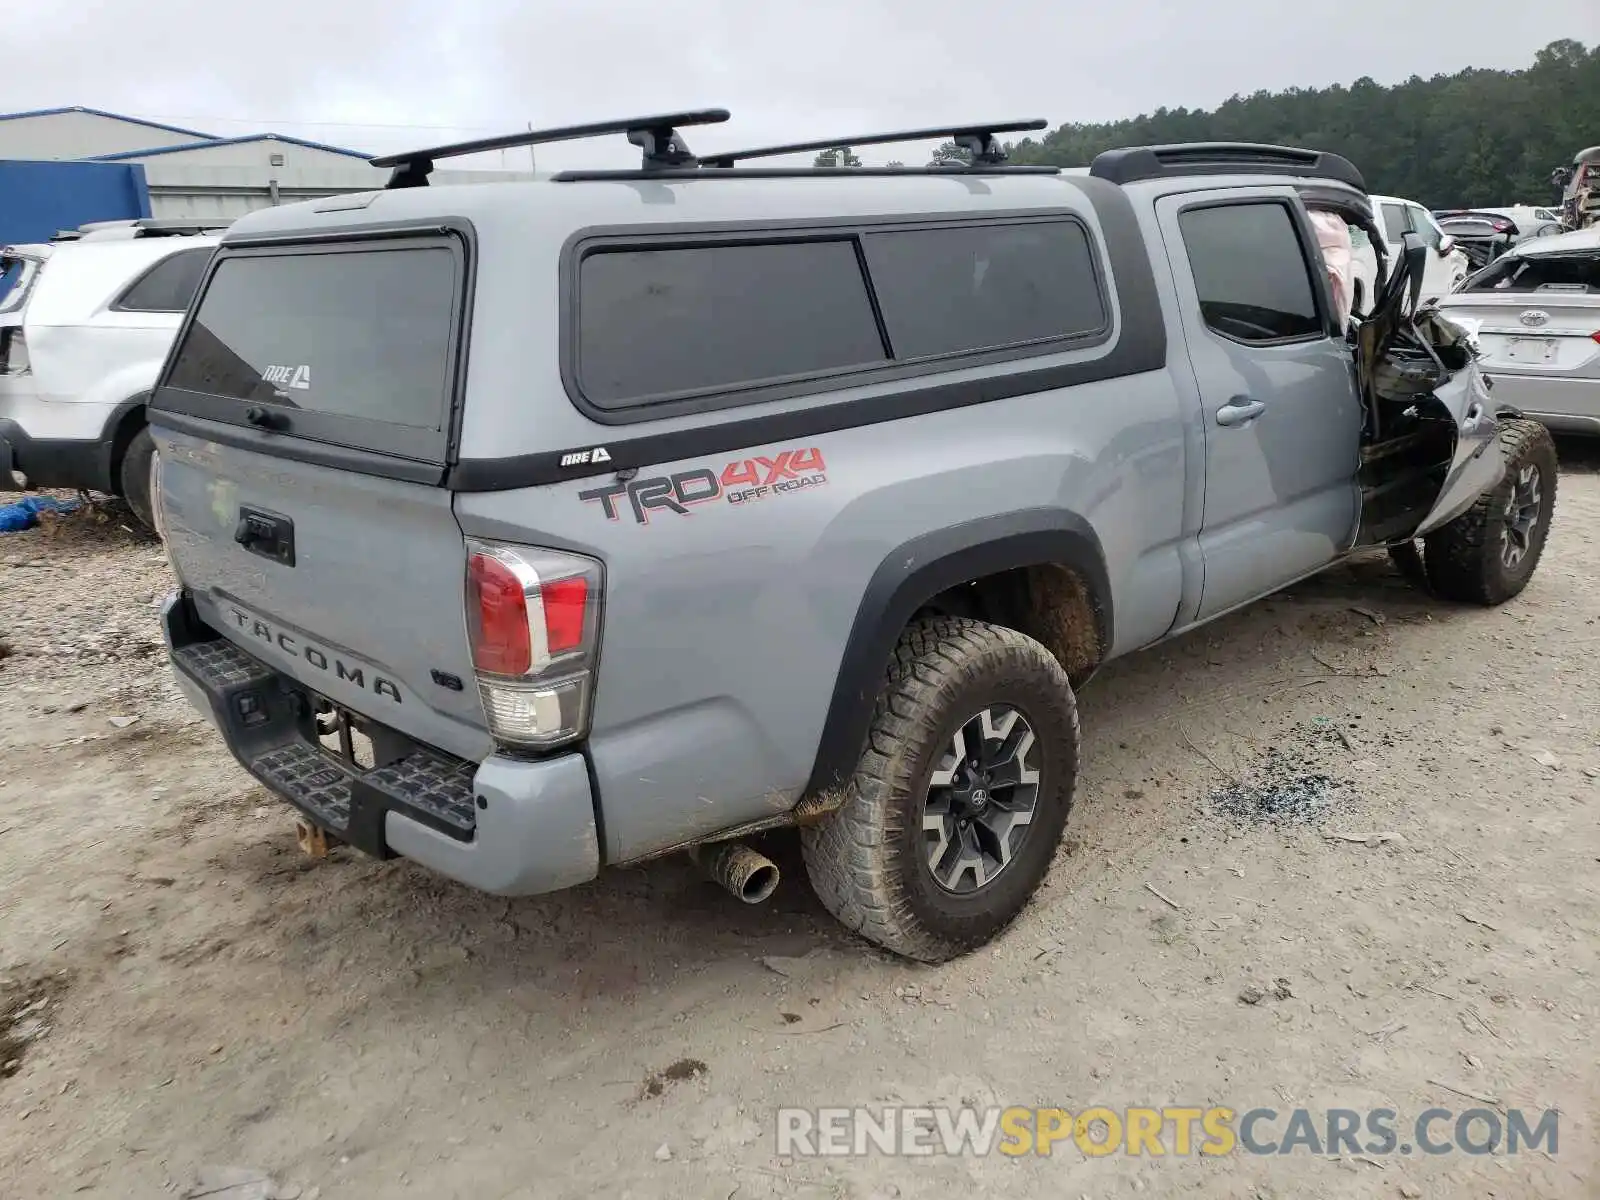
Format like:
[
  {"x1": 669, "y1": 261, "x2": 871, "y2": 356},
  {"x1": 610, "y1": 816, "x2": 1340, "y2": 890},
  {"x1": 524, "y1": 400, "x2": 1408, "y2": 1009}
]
[
  {"x1": 234, "y1": 506, "x2": 296, "y2": 567},
  {"x1": 245, "y1": 406, "x2": 288, "y2": 431}
]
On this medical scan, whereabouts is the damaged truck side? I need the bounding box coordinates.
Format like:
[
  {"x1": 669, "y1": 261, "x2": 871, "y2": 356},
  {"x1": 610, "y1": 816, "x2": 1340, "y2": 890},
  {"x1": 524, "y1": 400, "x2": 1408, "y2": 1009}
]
[{"x1": 149, "y1": 120, "x2": 1556, "y2": 962}]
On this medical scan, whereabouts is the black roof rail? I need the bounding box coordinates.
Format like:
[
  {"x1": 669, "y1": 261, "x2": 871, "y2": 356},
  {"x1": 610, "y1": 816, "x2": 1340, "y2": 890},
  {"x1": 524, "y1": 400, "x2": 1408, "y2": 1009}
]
[
  {"x1": 368, "y1": 109, "x2": 732, "y2": 188},
  {"x1": 699, "y1": 119, "x2": 1048, "y2": 168},
  {"x1": 1090, "y1": 142, "x2": 1365, "y2": 191}
]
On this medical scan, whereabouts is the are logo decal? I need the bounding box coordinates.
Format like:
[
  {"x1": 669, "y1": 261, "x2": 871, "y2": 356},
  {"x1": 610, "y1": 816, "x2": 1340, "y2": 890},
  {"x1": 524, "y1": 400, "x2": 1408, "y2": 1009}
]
[
  {"x1": 262, "y1": 364, "x2": 312, "y2": 390},
  {"x1": 580, "y1": 447, "x2": 827, "y2": 525},
  {"x1": 560, "y1": 446, "x2": 612, "y2": 468}
]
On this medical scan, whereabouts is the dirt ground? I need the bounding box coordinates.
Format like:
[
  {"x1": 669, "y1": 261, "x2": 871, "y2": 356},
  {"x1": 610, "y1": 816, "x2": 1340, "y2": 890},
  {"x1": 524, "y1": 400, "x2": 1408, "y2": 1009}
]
[{"x1": 2, "y1": 448, "x2": 1597, "y2": 1200}]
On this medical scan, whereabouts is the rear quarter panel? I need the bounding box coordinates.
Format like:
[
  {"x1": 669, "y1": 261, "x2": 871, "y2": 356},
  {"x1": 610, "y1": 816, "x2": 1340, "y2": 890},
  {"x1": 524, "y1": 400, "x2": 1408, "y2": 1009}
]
[{"x1": 456, "y1": 363, "x2": 1191, "y2": 863}]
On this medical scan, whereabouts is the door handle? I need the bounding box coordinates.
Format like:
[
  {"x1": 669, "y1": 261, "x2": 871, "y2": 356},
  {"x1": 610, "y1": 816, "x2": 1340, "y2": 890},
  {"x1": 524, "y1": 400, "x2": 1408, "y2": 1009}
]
[{"x1": 1216, "y1": 398, "x2": 1266, "y2": 427}]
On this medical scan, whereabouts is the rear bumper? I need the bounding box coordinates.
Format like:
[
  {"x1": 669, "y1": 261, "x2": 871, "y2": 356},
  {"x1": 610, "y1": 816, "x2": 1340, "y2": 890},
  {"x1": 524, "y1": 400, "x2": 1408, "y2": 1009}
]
[
  {"x1": 1482, "y1": 372, "x2": 1600, "y2": 435},
  {"x1": 0, "y1": 418, "x2": 116, "y2": 492},
  {"x1": 160, "y1": 590, "x2": 599, "y2": 896}
]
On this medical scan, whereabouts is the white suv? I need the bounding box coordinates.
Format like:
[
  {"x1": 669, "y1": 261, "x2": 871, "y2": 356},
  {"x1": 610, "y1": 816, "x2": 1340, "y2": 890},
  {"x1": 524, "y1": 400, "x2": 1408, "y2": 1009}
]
[
  {"x1": 0, "y1": 220, "x2": 223, "y2": 527},
  {"x1": 1349, "y1": 195, "x2": 1469, "y2": 312}
]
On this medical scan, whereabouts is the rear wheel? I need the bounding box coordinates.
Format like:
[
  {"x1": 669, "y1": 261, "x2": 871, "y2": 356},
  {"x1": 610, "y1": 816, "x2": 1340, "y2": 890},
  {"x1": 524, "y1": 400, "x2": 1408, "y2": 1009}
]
[
  {"x1": 119, "y1": 427, "x2": 157, "y2": 532},
  {"x1": 1422, "y1": 418, "x2": 1557, "y2": 604},
  {"x1": 801, "y1": 617, "x2": 1078, "y2": 962}
]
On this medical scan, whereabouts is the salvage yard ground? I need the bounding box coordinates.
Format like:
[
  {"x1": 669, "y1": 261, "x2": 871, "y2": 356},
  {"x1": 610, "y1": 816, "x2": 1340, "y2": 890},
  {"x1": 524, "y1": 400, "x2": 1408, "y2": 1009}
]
[{"x1": 2, "y1": 446, "x2": 1597, "y2": 1200}]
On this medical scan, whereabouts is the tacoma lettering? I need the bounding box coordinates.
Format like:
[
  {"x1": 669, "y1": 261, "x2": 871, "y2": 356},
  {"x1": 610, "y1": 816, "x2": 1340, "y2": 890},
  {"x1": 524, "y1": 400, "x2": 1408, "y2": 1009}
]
[{"x1": 227, "y1": 607, "x2": 401, "y2": 704}]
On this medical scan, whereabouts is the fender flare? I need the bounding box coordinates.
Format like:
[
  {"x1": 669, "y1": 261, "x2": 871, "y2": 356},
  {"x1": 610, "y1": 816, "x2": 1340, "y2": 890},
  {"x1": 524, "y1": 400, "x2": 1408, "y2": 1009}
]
[{"x1": 802, "y1": 508, "x2": 1112, "y2": 798}]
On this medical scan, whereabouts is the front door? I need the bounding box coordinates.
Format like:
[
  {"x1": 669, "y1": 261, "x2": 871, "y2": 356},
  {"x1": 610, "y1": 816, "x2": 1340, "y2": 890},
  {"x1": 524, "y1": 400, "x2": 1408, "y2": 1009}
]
[{"x1": 1158, "y1": 189, "x2": 1365, "y2": 621}]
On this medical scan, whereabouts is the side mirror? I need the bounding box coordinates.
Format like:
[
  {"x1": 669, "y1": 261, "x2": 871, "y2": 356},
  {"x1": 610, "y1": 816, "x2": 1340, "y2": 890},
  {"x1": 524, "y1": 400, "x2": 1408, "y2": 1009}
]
[{"x1": 1437, "y1": 234, "x2": 1457, "y2": 256}]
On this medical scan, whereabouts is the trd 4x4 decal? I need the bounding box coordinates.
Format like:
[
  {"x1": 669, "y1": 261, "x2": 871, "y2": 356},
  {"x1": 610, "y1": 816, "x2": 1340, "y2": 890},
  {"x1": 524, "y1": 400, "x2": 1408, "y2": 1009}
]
[{"x1": 580, "y1": 447, "x2": 828, "y2": 525}]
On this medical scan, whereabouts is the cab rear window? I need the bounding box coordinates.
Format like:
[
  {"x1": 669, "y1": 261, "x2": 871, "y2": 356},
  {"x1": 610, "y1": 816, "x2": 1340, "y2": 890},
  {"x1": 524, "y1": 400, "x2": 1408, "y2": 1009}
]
[{"x1": 161, "y1": 239, "x2": 462, "y2": 459}]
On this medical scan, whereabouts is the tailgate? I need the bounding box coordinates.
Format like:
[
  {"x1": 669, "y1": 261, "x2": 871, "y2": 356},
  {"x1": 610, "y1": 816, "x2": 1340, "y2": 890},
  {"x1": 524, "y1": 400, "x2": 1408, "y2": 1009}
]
[
  {"x1": 150, "y1": 228, "x2": 491, "y2": 762},
  {"x1": 156, "y1": 433, "x2": 489, "y2": 761}
]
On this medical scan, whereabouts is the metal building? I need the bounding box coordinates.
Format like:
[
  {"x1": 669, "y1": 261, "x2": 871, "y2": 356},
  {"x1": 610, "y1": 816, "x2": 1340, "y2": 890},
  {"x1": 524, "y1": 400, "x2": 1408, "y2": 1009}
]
[{"x1": 1, "y1": 106, "x2": 532, "y2": 236}]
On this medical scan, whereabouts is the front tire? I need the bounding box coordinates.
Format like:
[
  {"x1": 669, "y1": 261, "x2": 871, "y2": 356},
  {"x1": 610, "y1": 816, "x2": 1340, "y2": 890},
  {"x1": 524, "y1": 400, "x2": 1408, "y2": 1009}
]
[
  {"x1": 119, "y1": 427, "x2": 157, "y2": 532},
  {"x1": 801, "y1": 617, "x2": 1079, "y2": 963},
  {"x1": 1423, "y1": 418, "x2": 1557, "y2": 604}
]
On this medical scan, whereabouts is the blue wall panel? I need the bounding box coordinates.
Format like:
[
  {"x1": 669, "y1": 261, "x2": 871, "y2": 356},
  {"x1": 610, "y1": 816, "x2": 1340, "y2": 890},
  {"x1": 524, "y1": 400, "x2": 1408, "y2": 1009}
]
[{"x1": 0, "y1": 160, "x2": 151, "y2": 243}]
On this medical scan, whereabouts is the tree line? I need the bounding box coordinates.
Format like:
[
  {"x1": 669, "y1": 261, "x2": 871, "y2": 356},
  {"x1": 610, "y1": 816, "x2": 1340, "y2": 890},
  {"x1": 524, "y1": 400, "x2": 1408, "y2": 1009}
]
[{"x1": 815, "y1": 40, "x2": 1599, "y2": 209}]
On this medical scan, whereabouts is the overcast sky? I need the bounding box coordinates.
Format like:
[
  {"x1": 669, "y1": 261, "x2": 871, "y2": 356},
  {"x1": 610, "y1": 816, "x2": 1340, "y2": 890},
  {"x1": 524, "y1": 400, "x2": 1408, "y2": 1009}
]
[{"x1": 12, "y1": 0, "x2": 1600, "y2": 170}]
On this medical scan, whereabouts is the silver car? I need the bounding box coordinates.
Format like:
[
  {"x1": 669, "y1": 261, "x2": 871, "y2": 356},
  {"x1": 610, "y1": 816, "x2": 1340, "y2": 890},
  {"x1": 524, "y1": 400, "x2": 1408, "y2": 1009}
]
[{"x1": 1437, "y1": 227, "x2": 1600, "y2": 435}]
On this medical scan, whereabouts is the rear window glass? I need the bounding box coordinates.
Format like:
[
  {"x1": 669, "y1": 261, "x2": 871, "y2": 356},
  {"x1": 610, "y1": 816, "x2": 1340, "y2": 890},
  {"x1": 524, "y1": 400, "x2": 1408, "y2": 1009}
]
[
  {"x1": 577, "y1": 240, "x2": 886, "y2": 406},
  {"x1": 115, "y1": 246, "x2": 212, "y2": 313},
  {"x1": 861, "y1": 222, "x2": 1106, "y2": 358},
  {"x1": 166, "y1": 246, "x2": 457, "y2": 429},
  {"x1": 1465, "y1": 253, "x2": 1600, "y2": 294}
]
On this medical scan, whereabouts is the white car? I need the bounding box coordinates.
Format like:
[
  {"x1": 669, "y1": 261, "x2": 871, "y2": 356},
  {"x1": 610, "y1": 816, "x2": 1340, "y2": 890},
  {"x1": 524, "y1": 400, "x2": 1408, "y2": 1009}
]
[
  {"x1": 0, "y1": 220, "x2": 222, "y2": 527},
  {"x1": 1479, "y1": 206, "x2": 1565, "y2": 238},
  {"x1": 1351, "y1": 194, "x2": 1470, "y2": 312},
  {"x1": 1436, "y1": 226, "x2": 1600, "y2": 435}
]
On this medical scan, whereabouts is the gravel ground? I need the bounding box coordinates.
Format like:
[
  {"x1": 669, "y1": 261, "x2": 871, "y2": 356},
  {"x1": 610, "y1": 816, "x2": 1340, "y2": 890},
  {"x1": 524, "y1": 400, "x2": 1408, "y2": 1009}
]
[{"x1": 1, "y1": 453, "x2": 1598, "y2": 1200}]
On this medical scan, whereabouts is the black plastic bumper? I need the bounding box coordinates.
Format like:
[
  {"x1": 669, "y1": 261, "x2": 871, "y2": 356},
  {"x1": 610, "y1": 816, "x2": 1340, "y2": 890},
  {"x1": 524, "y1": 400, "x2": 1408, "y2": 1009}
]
[
  {"x1": 0, "y1": 418, "x2": 116, "y2": 493},
  {"x1": 161, "y1": 592, "x2": 478, "y2": 859}
]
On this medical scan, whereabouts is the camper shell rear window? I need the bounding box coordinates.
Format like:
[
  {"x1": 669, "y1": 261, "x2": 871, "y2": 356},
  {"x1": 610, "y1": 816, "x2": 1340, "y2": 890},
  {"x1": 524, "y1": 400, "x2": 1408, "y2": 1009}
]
[{"x1": 156, "y1": 234, "x2": 466, "y2": 463}]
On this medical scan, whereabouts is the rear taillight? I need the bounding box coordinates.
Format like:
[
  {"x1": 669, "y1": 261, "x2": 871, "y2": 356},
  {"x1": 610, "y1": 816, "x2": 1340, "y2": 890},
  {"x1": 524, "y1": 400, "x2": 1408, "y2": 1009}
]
[
  {"x1": 464, "y1": 540, "x2": 603, "y2": 750},
  {"x1": 1591, "y1": 331, "x2": 1600, "y2": 345}
]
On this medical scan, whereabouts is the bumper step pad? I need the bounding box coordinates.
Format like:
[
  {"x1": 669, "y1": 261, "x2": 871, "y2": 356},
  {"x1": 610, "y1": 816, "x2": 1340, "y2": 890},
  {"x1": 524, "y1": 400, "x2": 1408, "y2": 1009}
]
[
  {"x1": 171, "y1": 635, "x2": 477, "y2": 854},
  {"x1": 174, "y1": 638, "x2": 275, "y2": 692},
  {"x1": 255, "y1": 742, "x2": 354, "y2": 831}
]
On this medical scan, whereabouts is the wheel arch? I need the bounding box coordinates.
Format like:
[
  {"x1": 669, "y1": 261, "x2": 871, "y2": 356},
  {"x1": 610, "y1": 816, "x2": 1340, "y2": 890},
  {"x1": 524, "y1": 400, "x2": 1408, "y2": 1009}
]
[
  {"x1": 802, "y1": 509, "x2": 1112, "y2": 799},
  {"x1": 102, "y1": 391, "x2": 151, "y2": 495}
]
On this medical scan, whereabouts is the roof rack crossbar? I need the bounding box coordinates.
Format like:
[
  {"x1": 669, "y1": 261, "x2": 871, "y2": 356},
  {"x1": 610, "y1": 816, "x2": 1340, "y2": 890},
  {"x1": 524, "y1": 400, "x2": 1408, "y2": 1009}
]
[
  {"x1": 550, "y1": 164, "x2": 1062, "y2": 183},
  {"x1": 369, "y1": 109, "x2": 732, "y2": 187},
  {"x1": 699, "y1": 119, "x2": 1048, "y2": 168}
]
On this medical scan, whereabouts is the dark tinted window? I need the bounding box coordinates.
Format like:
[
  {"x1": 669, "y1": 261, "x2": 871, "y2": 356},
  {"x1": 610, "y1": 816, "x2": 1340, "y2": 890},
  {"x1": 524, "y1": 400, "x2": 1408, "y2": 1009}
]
[
  {"x1": 1180, "y1": 203, "x2": 1322, "y2": 343},
  {"x1": 862, "y1": 221, "x2": 1106, "y2": 358},
  {"x1": 1380, "y1": 203, "x2": 1411, "y2": 242},
  {"x1": 1410, "y1": 207, "x2": 1442, "y2": 250},
  {"x1": 115, "y1": 246, "x2": 212, "y2": 312},
  {"x1": 578, "y1": 240, "x2": 885, "y2": 406},
  {"x1": 166, "y1": 246, "x2": 457, "y2": 429}
]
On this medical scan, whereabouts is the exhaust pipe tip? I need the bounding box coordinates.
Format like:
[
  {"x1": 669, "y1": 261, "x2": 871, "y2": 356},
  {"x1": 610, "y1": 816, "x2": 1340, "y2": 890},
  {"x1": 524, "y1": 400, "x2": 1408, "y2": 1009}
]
[{"x1": 691, "y1": 840, "x2": 780, "y2": 904}]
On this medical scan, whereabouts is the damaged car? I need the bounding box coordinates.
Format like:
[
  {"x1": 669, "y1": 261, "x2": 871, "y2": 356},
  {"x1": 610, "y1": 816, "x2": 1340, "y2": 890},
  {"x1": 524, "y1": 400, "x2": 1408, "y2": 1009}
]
[{"x1": 149, "y1": 119, "x2": 1556, "y2": 962}]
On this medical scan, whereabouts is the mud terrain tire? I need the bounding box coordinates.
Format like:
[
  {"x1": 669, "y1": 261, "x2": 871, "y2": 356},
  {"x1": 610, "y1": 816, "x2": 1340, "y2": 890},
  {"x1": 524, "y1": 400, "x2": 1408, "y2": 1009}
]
[
  {"x1": 801, "y1": 617, "x2": 1078, "y2": 963},
  {"x1": 1423, "y1": 419, "x2": 1557, "y2": 605}
]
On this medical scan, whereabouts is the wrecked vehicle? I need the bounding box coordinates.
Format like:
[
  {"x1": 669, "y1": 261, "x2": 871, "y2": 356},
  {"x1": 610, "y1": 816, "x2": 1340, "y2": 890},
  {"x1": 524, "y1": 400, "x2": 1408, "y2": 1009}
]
[
  {"x1": 148, "y1": 114, "x2": 1556, "y2": 962},
  {"x1": 1554, "y1": 146, "x2": 1600, "y2": 231},
  {"x1": 1436, "y1": 226, "x2": 1600, "y2": 436}
]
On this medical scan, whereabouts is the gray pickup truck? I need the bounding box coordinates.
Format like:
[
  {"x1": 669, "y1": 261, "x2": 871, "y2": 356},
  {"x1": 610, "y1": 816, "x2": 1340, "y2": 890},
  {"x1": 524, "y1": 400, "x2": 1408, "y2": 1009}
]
[{"x1": 149, "y1": 114, "x2": 1555, "y2": 962}]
